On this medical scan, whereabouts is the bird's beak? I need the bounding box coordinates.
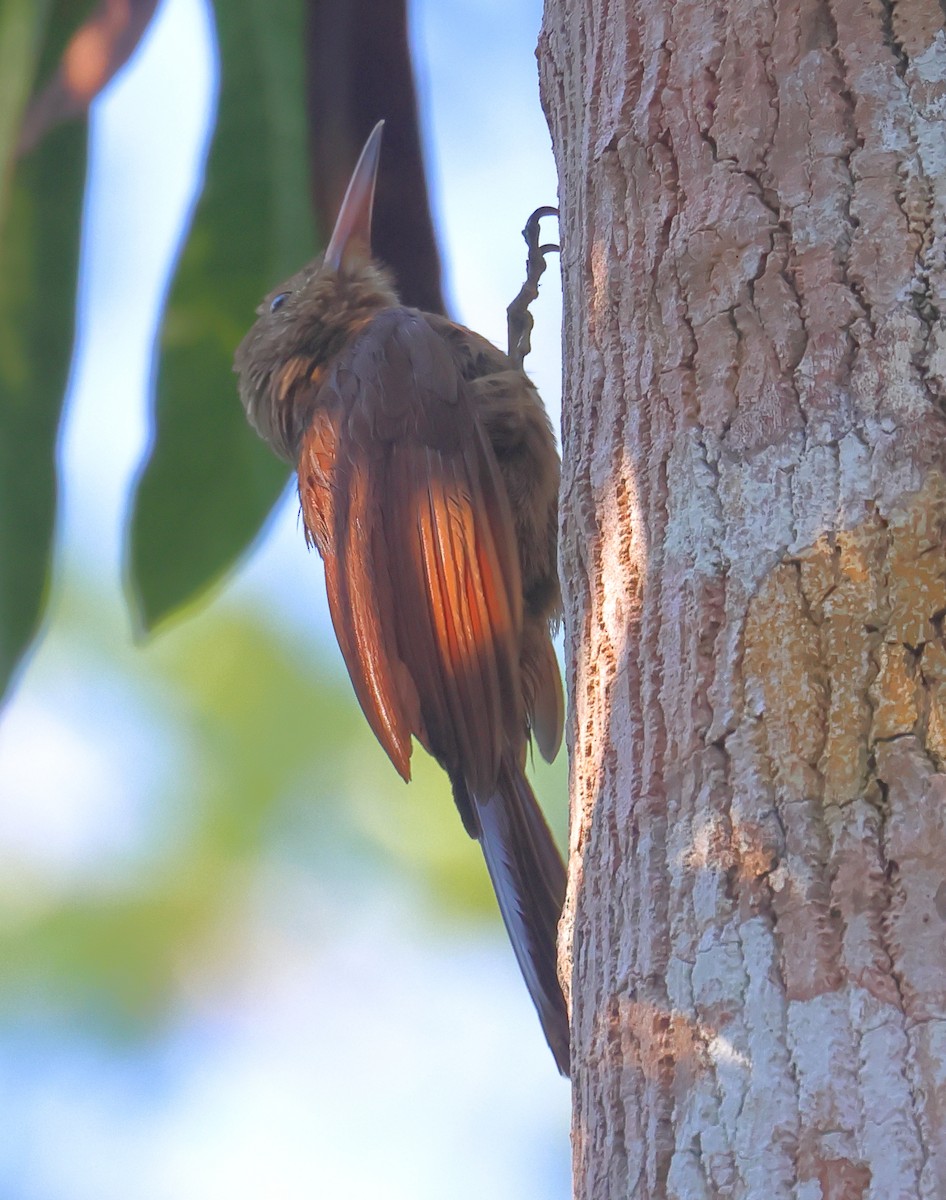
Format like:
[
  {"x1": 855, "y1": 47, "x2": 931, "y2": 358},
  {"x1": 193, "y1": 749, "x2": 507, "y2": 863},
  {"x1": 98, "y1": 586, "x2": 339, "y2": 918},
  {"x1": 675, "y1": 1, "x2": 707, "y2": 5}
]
[{"x1": 324, "y1": 120, "x2": 384, "y2": 272}]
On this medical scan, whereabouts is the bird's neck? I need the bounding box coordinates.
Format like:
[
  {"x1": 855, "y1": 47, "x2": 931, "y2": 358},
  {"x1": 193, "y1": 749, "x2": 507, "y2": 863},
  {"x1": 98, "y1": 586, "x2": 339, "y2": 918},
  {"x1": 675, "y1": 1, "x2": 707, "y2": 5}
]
[{"x1": 307, "y1": 261, "x2": 400, "y2": 366}]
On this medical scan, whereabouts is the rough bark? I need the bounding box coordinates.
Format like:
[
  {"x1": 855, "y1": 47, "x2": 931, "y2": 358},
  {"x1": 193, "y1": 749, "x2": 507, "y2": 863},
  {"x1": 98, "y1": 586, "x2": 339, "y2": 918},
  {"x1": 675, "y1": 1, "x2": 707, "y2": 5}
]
[{"x1": 538, "y1": 0, "x2": 946, "y2": 1196}]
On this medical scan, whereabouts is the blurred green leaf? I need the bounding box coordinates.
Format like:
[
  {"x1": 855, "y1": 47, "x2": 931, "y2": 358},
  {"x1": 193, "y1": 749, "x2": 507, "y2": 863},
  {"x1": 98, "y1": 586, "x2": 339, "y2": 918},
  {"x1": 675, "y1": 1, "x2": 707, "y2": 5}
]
[
  {"x1": 0, "y1": 128, "x2": 86, "y2": 702},
  {"x1": 0, "y1": 0, "x2": 50, "y2": 225},
  {"x1": 128, "y1": 0, "x2": 316, "y2": 631},
  {"x1": 2, "y1": 887, "x2": 216, "y2": 1038},
  {"x1": 0, "y1": 0, "x2": 101, "y2": 704}
]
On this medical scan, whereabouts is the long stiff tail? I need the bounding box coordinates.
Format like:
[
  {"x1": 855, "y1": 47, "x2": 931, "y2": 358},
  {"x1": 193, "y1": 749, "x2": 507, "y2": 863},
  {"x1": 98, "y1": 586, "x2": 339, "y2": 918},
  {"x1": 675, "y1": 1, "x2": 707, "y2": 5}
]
[{"x1": 465, "y1": 755, "x2": 570, "y2": 1076}]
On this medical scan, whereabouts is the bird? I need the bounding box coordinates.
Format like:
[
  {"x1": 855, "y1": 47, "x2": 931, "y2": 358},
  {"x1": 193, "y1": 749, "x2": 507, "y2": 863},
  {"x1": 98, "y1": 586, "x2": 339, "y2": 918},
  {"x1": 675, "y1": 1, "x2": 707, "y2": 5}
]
[{"x1": 234, "y1": 122, "x2": 569, "y2": 1075}]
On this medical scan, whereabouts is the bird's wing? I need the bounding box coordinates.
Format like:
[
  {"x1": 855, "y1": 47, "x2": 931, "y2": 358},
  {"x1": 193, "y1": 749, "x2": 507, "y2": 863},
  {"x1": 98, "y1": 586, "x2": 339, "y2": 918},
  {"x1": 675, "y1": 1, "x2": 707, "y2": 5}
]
[
  {"x1": 421, "y1": 311, "x2": 512, "y2": 380},
  {"x1": 297, "y1": 307, "x2": 524, "y2": 798},
  {"x1": 426, "y1": 312, "x2": 564, "y2": 764}
]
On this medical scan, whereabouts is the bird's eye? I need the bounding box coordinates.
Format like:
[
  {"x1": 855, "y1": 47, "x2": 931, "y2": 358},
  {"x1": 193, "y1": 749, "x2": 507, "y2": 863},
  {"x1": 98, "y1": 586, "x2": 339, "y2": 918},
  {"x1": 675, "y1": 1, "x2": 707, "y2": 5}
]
[{"x1": 270, "y1": 292, "x2": 290, "y2": 312}]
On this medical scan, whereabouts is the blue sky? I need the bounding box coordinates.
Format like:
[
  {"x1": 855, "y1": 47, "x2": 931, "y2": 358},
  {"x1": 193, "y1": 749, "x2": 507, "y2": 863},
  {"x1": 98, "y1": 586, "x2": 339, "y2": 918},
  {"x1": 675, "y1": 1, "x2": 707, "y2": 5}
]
[{"x1": 0, "y1": 2, "x2": 569, "y2": 1196}]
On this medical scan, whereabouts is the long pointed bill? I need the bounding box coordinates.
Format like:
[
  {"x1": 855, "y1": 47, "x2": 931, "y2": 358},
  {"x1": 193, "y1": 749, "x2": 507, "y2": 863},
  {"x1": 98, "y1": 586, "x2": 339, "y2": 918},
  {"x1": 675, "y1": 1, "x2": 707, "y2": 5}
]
[{"x1": 324, "y1": 120, "x2": 385, "y2": 272}]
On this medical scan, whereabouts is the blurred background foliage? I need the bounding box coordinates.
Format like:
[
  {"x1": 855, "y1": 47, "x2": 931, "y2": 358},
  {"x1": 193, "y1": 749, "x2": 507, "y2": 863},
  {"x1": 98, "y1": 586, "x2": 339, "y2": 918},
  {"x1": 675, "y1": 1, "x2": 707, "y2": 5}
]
[
  {"x1": 0, "y1": 4, "x2": 568, "y2": 1169},
  {"x1": 0, "y1": 576, "x2": 565, "y2": 1038}
]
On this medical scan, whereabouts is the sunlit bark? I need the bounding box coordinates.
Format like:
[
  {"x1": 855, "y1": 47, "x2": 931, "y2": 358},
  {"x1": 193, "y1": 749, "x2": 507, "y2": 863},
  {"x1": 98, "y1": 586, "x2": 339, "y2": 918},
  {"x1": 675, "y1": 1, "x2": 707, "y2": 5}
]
[{"x1": 540, "y1": 0, "x2": 946, "y2": 1194}]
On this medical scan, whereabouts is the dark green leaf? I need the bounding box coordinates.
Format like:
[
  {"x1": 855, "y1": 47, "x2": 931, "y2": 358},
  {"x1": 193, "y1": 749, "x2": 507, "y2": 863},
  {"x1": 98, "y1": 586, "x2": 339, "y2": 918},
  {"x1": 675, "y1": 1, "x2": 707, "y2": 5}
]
[
  {"x1": 128, "y1": 0, "x2": 316, "y2": 631},
  {"x1": 0, "y1": 1, "x2": 105, "y2": 703},
  {"x1": 0, "y1": 0, "x2": 51, "y2": 222},
  {"x1": 0, "y1": 123, "x2": 86, "y2": 702}
]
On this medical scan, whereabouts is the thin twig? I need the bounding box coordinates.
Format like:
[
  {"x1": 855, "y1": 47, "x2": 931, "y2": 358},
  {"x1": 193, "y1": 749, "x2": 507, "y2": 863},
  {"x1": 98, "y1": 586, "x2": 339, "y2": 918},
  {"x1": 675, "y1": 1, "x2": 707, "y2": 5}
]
[{"x1": 507, "y1": 206, "x2": 560, "y2": 369}]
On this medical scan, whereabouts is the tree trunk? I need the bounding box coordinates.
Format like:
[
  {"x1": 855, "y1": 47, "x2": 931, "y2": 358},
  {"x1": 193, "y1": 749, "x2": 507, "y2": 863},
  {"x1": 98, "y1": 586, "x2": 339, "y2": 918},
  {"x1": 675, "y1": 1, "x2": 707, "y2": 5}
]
[{"x1": 538, "y1": 0, "x2": 946, "y2": 1196}]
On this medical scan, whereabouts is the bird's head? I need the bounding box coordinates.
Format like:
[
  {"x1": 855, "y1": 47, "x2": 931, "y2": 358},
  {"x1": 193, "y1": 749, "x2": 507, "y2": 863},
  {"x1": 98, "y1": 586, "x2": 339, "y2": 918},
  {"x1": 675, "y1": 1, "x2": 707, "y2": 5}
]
[{"x1": 235, "y1": 121, "x2": 398, "y2": 460}]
